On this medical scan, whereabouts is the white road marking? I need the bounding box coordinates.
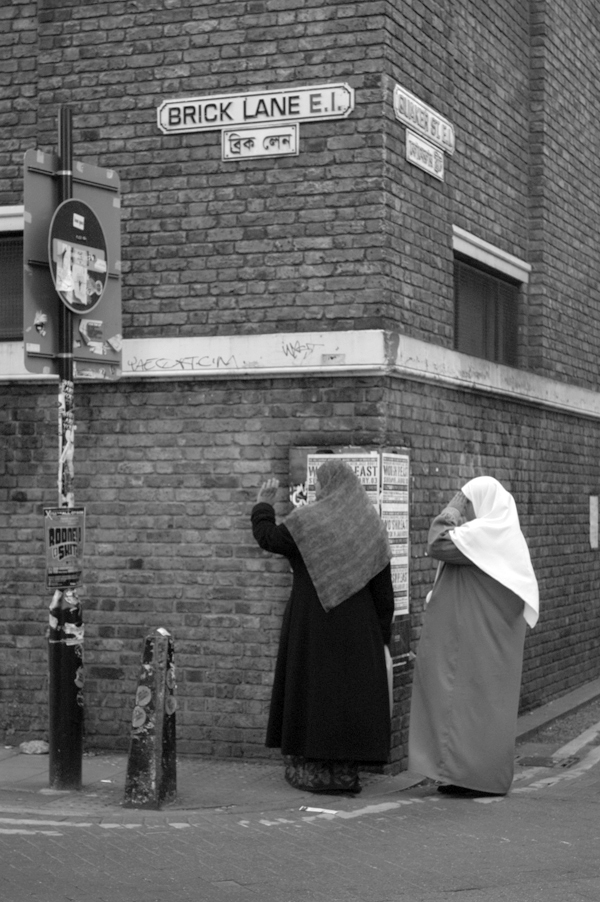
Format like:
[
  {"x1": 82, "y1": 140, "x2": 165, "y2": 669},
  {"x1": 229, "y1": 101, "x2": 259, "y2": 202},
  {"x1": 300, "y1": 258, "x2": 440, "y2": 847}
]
[
  {"x1": 0, "y1": 817, "x2": 92, "y2": 827},
  {"x1": 0, "y1": 828, "x2": 63, "y2": 835}
]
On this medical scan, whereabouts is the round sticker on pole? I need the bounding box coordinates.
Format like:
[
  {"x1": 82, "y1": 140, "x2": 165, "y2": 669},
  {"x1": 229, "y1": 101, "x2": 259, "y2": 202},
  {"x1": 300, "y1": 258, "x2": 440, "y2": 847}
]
[{"x1": 48, "y1": 199, "x2": 108, "y2": 314}]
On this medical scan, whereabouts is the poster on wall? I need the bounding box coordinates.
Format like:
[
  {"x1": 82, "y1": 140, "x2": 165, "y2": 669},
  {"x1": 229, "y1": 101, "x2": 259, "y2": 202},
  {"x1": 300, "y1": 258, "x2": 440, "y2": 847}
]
[
  {"x1": 306, "y1": 452, "x2": 380, "y2": 507},
  {"x1": 381, "y1": 453, "x2": 410, "y2": 616},
  {"x1": 305, "y1": 449, "x2": 410, "y2": 615}
]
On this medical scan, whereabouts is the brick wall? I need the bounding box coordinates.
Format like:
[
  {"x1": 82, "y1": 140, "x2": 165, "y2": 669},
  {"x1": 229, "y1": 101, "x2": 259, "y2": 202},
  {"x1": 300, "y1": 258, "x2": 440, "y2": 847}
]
[
  {"x1": 28, "y1": 0, "x2": 391, "y2": 341},
  {"x1": 4, "y1": 1, "x2": 600, "y2": 764},
  {"x1": 381, "y1": 0, "x2": 531, "y2": 346},
  {"x1": 0, "y1": 0, "x2": 38, "y2": 205},
  {"x1": 528, "y1": 0, "x2": 600, "y2": 385},
  {"x1": 398, "y1": 381, "x2": 600, "y2": 712},
  {"x1": 3, "y1": 2, "x2": 600, "y2": 385},
  {"x1": 3, "y1": 375, "x2": 600, "y2": 764}
]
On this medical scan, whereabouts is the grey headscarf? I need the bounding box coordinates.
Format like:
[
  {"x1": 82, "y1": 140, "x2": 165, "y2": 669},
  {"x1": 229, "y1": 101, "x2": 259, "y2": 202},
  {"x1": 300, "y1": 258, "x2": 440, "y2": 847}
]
[{"x1": 284, "y1": 459, "x2": 392, "y2": 612}]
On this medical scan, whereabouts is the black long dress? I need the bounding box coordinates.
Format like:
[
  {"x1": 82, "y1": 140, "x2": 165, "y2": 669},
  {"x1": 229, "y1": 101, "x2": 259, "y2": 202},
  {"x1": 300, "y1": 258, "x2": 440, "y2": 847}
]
[{"x1": 252, "y1": 502, "x2": 394, "y2": 763}]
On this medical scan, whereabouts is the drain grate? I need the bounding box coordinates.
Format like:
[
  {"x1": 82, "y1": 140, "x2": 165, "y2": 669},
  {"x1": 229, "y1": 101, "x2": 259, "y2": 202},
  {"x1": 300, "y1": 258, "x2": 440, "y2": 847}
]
[{"x1": 517, "y1": 755, "x2": 579, "y2": 768}]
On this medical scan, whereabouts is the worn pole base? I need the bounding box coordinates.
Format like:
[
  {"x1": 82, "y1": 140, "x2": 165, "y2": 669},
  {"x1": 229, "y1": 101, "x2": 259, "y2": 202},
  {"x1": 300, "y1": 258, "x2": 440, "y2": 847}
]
[{"x1": 48, "y1": 589, "x2": 84, "y2": 791}]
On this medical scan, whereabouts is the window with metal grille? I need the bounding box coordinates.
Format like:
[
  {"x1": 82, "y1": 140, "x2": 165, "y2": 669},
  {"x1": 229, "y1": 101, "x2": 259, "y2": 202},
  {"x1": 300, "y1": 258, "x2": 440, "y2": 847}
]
[
  {"x1": 454, "y1": 256, "x2": 519, "y2": 367},
  {"x1": 0, "y1": 233, "x2": 23, "y2": 340}
]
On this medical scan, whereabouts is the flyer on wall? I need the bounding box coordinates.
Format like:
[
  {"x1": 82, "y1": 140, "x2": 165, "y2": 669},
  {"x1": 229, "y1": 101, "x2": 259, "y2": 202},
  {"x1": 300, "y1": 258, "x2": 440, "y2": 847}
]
[
  {"x1": 381, "y1": 453, "x2": 410, "y2": 616},
  {"x1": 306, "y1": 451, "x2": 380, "y2": 507}
]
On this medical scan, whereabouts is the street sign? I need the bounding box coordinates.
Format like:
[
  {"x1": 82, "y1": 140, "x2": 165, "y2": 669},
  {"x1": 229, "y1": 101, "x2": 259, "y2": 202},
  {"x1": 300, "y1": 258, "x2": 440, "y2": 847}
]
[
  {"x1": 393, "y1": 84, "x2": 455, "y2": 155},
  {"x1": 406, "y1": 130, "x2": 445, "y2": 181},
  {"x1": 48, "y1": 199, "x2": 108, "y2": 314},
  {"x1": 23, "y1": 149, "x2": 122, "y2": 380},
  {"x1": 157, "y1": 83, "x2": 355, "y2": 134},
  {"x1": 222, "y1": 124, "x2": 299, "y2": 160}
]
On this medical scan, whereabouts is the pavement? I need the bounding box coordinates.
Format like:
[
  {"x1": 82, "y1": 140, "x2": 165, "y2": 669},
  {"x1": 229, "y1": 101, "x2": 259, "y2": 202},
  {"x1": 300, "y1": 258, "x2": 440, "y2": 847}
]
[
  {"x1": 2, "y1": 675, "x2": 600, "y2": 824},
  {"x1": 3, "y1": 680, "x2": 600, "y2": 902}
]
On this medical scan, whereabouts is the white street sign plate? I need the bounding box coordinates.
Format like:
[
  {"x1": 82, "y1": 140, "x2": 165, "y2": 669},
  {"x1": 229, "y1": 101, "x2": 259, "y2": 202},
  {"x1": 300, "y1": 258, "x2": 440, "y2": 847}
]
[
  {"x1": 157, "y1": 84, "x2": 354, "y2": 134},
  {"x1": 394, "y1": 84, "x2": 455, "y2": 154},
  {"x1": 222, "y1": 124, "x2": 299, "y2": 160},
  {"x1": 406, "y1": 131, "x2": 445, "y2": 181}
]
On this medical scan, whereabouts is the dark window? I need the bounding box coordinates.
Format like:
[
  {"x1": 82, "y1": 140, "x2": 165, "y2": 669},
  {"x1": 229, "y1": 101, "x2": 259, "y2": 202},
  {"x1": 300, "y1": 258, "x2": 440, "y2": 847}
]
[
  {"x1": 454, "y1": 256, "x2": 519, "y2": 366},
  {"x1": 0, "y1": 233, "x2": 23, "y2": 340}
]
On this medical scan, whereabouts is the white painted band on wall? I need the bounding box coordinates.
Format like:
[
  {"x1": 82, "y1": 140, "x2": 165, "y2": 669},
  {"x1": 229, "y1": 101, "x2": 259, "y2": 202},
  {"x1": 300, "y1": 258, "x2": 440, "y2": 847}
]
[
  {"x1": 2, "y1": 330, "x2": 600, "y2": 422},
  {"x1": 0, "y1": 205, "x2": 24, "y2": 232}
]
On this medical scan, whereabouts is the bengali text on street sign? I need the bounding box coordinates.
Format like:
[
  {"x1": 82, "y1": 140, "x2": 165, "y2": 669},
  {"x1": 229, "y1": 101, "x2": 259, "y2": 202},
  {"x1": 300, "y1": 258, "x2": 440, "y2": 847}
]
[
  {"x1": 406, "y1": 131, "x2": 445, "y2": 181},
  {"x1": 222, "y1": 124, "x2": 299, "y2": 160}
]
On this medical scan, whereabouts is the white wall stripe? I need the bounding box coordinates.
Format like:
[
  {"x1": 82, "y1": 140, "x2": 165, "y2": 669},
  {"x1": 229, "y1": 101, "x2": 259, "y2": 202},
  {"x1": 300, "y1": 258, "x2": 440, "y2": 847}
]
[{"x1": 2, "y1": 330, "x2": 600, "y2": 422}]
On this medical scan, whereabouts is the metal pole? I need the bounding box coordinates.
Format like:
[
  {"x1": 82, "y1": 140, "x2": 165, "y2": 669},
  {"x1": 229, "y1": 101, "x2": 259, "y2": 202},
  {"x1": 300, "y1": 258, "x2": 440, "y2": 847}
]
[{"x1": 48, "y1": 105, "x2": 84, "y2": 790}]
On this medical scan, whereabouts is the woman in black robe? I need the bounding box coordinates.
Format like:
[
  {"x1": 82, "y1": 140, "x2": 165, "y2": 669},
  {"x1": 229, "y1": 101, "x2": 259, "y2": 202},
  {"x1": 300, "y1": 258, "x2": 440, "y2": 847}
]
[{"x1": 251, "y1": 460, "x2": 394, "y2": 794}]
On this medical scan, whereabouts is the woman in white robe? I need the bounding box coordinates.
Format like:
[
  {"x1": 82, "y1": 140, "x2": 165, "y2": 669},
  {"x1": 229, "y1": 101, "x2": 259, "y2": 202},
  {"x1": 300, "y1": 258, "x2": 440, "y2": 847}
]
[{"x1": 408, "y1": 476, "x2": 539, "y2": 796}]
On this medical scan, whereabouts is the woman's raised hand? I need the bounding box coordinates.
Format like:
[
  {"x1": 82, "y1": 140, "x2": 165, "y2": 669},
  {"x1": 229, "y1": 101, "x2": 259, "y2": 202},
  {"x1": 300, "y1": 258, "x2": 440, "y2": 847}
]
[{"x1": 257, "y1": 477, "x2": 279, "y2": 505}]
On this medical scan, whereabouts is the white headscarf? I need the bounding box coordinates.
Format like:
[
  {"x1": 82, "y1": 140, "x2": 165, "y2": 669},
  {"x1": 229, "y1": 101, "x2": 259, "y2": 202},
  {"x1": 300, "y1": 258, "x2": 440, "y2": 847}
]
[{"x1": 449, "y1": 476, "x2": 539, "y2": 628}]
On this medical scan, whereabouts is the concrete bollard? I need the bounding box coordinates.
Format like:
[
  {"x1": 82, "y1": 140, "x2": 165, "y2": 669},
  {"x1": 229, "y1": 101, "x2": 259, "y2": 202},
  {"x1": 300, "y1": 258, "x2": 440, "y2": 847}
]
[{"x1": 123, "y1": 628, "x2": 177, "y2": 809}]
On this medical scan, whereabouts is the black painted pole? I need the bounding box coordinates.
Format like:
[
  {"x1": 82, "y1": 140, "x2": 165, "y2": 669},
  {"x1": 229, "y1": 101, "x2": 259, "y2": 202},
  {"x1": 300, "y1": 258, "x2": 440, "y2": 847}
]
[{"x1": 48, "y1": 105, "x2": 84, "y2": 790}]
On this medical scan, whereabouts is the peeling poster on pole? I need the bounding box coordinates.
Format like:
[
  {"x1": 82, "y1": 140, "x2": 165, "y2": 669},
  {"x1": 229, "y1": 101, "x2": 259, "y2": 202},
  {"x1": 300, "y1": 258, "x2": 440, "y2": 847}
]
[{"x1": 44, "y1": 507, "x2": 86, "y2": 589}]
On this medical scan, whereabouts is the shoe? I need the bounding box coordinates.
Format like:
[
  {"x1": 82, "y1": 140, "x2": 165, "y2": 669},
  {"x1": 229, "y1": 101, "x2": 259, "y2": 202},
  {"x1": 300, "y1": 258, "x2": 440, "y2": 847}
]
[
  {"x1": 330, "y1": 779, "x2": 362, "y2": 795},
  {"x1": 437, "y1": 784, "x2": 504, "y2": 797},
  {"x1": 305, "y1": 778, "x2": 362, "y2": 795},
  {"x1": 285, "y1": 770, "x2": 362, "y2": 795}
]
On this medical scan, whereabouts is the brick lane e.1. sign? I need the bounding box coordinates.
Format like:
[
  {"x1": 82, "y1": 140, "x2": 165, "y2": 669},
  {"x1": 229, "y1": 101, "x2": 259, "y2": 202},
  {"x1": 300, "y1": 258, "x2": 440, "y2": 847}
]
[{"x1": 157, "y1": 83, "x2": 354, "y2": 134}]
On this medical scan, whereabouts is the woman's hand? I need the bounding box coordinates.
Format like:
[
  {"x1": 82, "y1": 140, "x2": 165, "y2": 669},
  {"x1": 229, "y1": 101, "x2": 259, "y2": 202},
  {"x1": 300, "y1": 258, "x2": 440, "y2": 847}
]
[{"x1": 257, "y1": 477, "x2": 279, "y2": 505}]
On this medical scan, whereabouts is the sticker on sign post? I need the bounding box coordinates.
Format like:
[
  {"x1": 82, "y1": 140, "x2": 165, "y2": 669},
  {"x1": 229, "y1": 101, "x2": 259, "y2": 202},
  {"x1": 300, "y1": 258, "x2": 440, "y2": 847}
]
[
  {"x1": 44, "y1": 507, "x2": 86, "y2": 589},
  {"x1": 48, "y1": 199, "x2": 108, "y2": 315}
]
